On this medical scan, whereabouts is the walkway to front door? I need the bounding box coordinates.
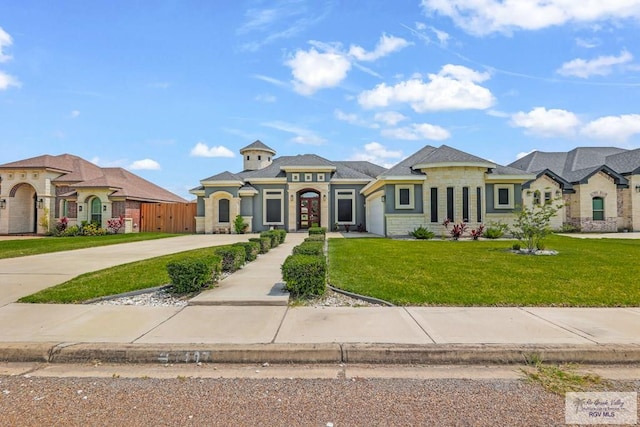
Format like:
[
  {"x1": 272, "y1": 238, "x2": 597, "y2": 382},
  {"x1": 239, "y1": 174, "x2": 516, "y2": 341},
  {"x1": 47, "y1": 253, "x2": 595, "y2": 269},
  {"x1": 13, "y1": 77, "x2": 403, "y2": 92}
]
[{"x1": 298, "y1": 191, "x2": 320, "y2": 229}]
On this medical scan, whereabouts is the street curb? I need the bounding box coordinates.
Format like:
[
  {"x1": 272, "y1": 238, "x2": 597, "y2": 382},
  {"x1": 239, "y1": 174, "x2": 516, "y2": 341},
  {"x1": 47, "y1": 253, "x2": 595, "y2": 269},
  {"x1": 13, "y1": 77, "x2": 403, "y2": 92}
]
[{"x1": 2, "y1": 343, "x2": 640, "y2": 365}]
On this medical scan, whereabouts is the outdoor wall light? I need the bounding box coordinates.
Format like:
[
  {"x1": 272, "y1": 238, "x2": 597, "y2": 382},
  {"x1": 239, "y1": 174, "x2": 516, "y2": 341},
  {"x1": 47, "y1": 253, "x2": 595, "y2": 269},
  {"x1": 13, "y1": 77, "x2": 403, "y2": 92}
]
[
  {"x1": 290, "y1": 194, "x2": 294, "y2": 201},
  {"x1": 323, "y1": 194, "x2": 327, "y2": 201},
  {"x1": 636, "y1": 185, "x2": 640, "y2": 193},
  {"x1": 0, "y1": 199, "x2": 6, "y2": 209},
  {"x1": 381, "y1": 195, "x2": 386, "y2": 202},
  {"x1": 103, "y1": 205, "x2": 107, "y2": 212},
  {"x1": 78, "y1": 205, "x2": 83, "y2": 212},
  {"x1": 37, "y1": 198, "x2": 44, "y2": 209}
]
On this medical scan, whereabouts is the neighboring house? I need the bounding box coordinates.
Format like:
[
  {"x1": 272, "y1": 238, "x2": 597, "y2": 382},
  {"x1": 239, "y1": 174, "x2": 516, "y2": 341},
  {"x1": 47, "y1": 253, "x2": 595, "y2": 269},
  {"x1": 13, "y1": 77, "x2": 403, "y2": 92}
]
[
  {"x1": 191, "y1": 141, "x2": 535, "y2": 236},
  {"x1": 509, "y1": 147, "x2": 640, "y2": 232},
  {"x1": 0, "y1": 154, "x2": 186, "y2": 235}
]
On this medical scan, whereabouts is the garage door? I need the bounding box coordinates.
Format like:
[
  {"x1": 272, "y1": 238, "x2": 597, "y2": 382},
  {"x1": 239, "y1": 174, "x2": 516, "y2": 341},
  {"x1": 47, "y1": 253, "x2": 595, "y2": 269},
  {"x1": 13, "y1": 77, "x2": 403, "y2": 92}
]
[{"x1": 366, "y1": 194, "x2": 385, "y2": 236}]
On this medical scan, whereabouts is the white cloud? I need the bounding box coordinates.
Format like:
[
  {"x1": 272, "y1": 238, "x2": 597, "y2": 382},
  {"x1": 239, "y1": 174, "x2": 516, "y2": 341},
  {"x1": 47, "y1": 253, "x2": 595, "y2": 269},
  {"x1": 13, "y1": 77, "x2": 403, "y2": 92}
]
[
  {"x1": 285, "y1": 47, "x2": 351, "y2": 95},
  {"x1": 516, "y1": 149, "x2": 538, "y2": 160},
  {"x1": 382, "y1": 123, "x2": 450, "y2": 141},
  {"x1": 486, "y1": 109, "x2": 510, "y2": 118},
  {"x1": 557, "y1": 50, "x2": 633, "y2": 78},
  {"x1": 575, "y1": 37, "x2": 601, "y2": 48},
  {"x1": 374, "y1": 111, "x2": 408, "y2": 126},
  {"x1": 420, "y1": 0, "x2": 640, "y2": 36},
  {"x1": 348, "y1": 33, "x2": 410, "y2": 62},
  {"x1": 0, "y1": 71, "x2": 20, "y2": 90},
  {"x1": 70, "y1": 110, "x2": 80, "y2": 119},
  {"x1": 334, "y1": 109, "x2": 378, "y2": 128},
  {"x1": 0, "y1": 27, "x2": 13, "y2": 63},
  {"x1": 255, "y1": 93, "x2": 277, "y2": 103},
  {"x1": 358, "y1": 64, "x2": 494, "y2": 112},
  {"x1": 262, "y1": 121, "x2": 327, "y2": 145},
  {"x1": 190, "y1": 142, "x2": 235, "y2": 158},
  {"x1": 510, "y1": 107, "x2": 581, "y2": 137},
  {"x1": 252, "y1": 74, "x2": 288, "y2": 88},
  {"x1": 580, "y1": 114, "x2": 640, "y2": 142},
  {"x1": 129, "y1": 159, "x2": 161, "y2": 170},
  {"x1": 349, "y1": 142, "x2": 403, "y2": 167}
]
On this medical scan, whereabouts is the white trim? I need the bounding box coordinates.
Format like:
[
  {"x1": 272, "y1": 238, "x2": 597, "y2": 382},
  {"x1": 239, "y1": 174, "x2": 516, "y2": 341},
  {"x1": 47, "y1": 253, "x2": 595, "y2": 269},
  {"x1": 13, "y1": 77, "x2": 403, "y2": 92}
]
[
  {"x1": 486, "y1": 174, "x2": 534, "y2": 182},
  {"x1": 305, "y1": 173, "x2": 313, "y2": 182},
  {"x1": 494, "y1": 184, "x2": 514, "y2": 209},
  {"x1": 280, "y1": 165, "x2": 336, "y2": 172},
  {"x1": 334, "y1": 189, "x2": 356, "y2": 225},
  {"x1": 394, "y1": 184, "x2": 415, "y2": 209},
  {"x1": 292, "y1": 173, "x2": 300, "y2": 182},
  {"x1": 413, "y1": 161, "x2": 496, "y2": 169},
  {"x1": 199, "y1": 180, "x2": 244, "y2": 186},
  {"x1": 317, "y1": 173, "x2": 325, "y2": 182},
  {"x1": 246, "y1": 178, "x2": 287, "y2": 184},
  {"x1": 263, "y1": 189, "x2": 284, "y2": 225}
]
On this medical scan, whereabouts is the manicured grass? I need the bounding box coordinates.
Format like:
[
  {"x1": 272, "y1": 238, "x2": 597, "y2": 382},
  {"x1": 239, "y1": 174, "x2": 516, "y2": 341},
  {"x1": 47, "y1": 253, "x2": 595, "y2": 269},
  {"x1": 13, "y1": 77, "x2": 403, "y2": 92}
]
[
  {"x1": 0, "y1": 233, "x2": 180, "y2": 259},
  {"x1": 328, "y1": 235, "x2": 640, "y2": 306},
  {"x1": 19, "y1": 247, "x2": 222, "y2": 304}
]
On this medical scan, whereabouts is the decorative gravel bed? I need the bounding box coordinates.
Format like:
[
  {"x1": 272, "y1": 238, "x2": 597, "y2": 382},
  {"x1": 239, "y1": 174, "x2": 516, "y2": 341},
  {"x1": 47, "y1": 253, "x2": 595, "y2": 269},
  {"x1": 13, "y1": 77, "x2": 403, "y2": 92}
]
[{"x1": 91, "y1": 288, "x2": 189, "y2": 307}]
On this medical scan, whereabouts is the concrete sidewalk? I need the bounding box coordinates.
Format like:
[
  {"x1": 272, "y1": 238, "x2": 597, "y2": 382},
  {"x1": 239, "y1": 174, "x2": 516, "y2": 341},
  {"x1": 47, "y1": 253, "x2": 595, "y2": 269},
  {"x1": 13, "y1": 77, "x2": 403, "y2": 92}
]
[{"x1": 0, "y1": 233, "x2": 639, "y2": 365}]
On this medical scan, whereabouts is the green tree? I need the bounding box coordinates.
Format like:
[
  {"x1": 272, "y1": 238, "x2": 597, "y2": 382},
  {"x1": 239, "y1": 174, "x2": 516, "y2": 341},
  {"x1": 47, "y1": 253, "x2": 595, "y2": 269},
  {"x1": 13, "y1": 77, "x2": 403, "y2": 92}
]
[
  {"x1": 233, "y1": 215, "x2": 248, "y2": 234},
  {"x1": 510, "y1": 200, "x2": 563, "y2": 252}
]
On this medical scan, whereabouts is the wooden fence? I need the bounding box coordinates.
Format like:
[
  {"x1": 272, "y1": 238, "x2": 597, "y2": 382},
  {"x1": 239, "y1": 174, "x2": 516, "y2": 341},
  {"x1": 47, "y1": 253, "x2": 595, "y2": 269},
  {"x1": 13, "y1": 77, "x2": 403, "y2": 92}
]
[{"x1": 140, "y1": 202, "x2": 197, "y2": 233}]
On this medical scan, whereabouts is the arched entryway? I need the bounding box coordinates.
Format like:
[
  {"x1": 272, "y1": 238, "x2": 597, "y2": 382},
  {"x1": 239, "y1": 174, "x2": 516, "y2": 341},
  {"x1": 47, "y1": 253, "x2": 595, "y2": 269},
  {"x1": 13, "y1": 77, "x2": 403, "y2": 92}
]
[
  {"x1": 8, "y1": 183, "x2": 38, "y2": 234},
  {"x1": 298, "y1": 190, "x2": 320, "y2": 229}
]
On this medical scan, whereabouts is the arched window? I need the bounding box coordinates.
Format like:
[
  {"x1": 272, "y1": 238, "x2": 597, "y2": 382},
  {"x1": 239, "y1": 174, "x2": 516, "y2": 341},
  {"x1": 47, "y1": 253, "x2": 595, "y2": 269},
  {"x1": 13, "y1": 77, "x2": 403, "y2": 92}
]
[
  {"x1": 90, "y1": 197, "x2": 102, "y2": 225},
  {"x1": 218, "y1": 199, "x2": 230, "y2": 223},
  {"x1": 592, "y1": 197, "x2": 604, "y2": 221}
]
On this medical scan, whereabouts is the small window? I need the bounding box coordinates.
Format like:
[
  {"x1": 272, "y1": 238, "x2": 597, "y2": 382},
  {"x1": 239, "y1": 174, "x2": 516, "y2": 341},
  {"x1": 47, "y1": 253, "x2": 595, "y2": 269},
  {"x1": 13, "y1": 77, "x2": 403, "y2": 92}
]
[
  {"x1": 544, "y1": 191, "x2": 552, "y2": 205},
  {"x1": 218, "y1": 199, "x2": 230, "y2": 223},
  {"x1": 430, "y1": 188, "x2": 438, "y2": 223},
  {"x1": 292, "y1": 173, "x2": 300, "y2": 182},
  {"x1": 476, "y1": 187, "x2": 482, "y2": 222},
  {"x1": 395, "y1": 185, "x2": 414, "y2": 209},
  {"x1": 32, "y1": 173, "x2": 39, "y2": 179},
  {"x1": 317, "y1": 173, "x2": 325, "y2": 182},
  {"x1": 7, "y1": 173, "x2": 13, "y2": 180},
  {"x1": 592, "y1": 197, "x2": 604, "y2": 221},
  {"x1": 533, "y1": 190, "x2": 541, "y2": 206},
  {"x1": 268, "y1": 157, "x2": 271, "y2": 161},
  {"x1": 61, "y1": 200, "x2": 68, "y2": 217},
  {"x1": 494, "y1": 185, "x2": 514, "y2": 209},
  {"x1": 335, "y1": 190, "x2": 355, "y2": 224},
  {"x1": 446, "y1": 187, "x2": 454, "y2": 220},
  {"x1": 263, "y1": 190, "x2": 284, "y2": 225},
  {"x1": 246, "y1": 155, "x2": 250, "y2": 160},
  {"x1": 305, "y1": 173, "x2": 313, "y2": 182},
  {"x1": 258, "y1": 155, "x2": 262, "y2": 160},
  {"x1": 462, "y1": 187, "x2": 469, "y2": 222}
]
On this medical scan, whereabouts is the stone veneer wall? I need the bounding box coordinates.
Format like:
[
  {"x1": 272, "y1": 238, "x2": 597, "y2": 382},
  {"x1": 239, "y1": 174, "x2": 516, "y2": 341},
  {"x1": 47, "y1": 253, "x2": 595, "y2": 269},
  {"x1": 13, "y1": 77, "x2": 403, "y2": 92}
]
[{"x1": 565, "y1": 171, "x2": 618, "y2": 232}]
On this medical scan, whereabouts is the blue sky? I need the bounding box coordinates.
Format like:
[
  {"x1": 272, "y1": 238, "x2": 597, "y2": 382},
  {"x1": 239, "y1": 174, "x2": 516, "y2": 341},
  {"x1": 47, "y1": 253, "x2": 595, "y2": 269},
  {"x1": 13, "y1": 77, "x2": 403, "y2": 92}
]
[{"x1": 1, "y1": 1, "x2": 640, "y2": 199}]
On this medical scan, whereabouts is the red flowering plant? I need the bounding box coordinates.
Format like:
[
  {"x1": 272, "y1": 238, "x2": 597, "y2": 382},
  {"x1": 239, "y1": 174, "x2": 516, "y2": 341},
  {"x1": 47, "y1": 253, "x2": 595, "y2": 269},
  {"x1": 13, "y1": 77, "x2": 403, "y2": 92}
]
[{"x1": 107, "y1": 215, "x2": 125, "y2": 234}]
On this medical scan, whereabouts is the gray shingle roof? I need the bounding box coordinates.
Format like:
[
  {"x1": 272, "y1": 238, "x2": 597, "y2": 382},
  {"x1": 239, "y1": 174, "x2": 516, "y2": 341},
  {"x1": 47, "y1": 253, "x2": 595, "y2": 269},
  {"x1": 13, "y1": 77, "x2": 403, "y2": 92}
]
[
  {"x1": 380, "y1": 145, "x2": 437, "y2": 177},
  {"x1": 414, "y1": 145, "x2": 495, "y2": 166},
  {"x1": 201, "y1": 171, "x2": 243, "y2": 182},
  {"x1": 239, "y1": 140, "x2": 276, "y2": 154},
  {"x1": 605, "y1": 148, "x2": 640, "y2": 174},
  {"x1": 333, "y1": 161, "x2": 387, "y2": 179}
]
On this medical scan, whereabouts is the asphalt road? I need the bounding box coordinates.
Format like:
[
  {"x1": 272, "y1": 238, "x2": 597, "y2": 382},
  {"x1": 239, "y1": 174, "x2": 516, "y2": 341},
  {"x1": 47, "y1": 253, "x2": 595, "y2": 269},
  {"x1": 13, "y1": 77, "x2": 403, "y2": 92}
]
[{"x1": 0, "y1": 363, "x2": 638, "y2": 426}]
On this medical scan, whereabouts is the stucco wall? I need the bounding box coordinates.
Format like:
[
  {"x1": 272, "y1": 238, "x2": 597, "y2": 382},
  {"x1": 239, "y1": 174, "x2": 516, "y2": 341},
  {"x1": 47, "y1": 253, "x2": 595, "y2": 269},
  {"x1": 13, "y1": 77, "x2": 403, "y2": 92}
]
[{"x1": 521, "y1": 175, "x2": 565, "y2": 230}]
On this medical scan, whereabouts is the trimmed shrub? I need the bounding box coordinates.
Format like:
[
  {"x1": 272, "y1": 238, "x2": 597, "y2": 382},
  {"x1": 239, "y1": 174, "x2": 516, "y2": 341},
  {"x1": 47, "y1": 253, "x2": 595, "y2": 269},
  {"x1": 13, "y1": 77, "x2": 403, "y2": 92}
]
[
  {"x1": 292, "y1": 241, "x2": 324, "y2": 256},
  {"x1": 308, "y1": 226, "x2": 326, "y2": 236},
  {"x1": 167, "y1": 259, "x2": 214, "y2": 294},
  {"x1": 409, "y1": 225, "x2": 435, "y2": 240},
  {"x1": 249, "y1": 237, "x2": 271, "y2": 254},
  {"x1": 275, "y1": 228, "x2": 287, "y2": 243},
  {"x1": 61, "y1": 225, "x2": 82, "y2": 237},
  {"x1": 214, "y1": 245, "x2": 246, "y2": 272},
  {"x1": 304, "y1": 234, "x2": 325, "y2": 242},
  {"x1": 281, "y1": 254, "x2": 326, "y2": 298},
  {"x1": 484, "y1": 221, "x2": 508, "y2": 239},
  {"x1": 82, "y1": 223, "x2": 107, "y2": 236},
  {"x1": 233, "y1": 241, "x2": 260, "y2": 262},
  {"x1": 260, "y1": 230, "x2": 279, "y2": 248}
]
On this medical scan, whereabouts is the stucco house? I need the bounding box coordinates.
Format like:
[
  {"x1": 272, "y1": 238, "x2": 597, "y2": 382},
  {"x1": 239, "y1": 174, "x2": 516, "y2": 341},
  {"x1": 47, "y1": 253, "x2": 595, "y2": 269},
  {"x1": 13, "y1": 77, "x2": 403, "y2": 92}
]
[
  {"x1": 0, "y1": 154, "x2": 186, "y2": 235},
  {"x1": 191, "y1": 141, "x2": 536, "y2": 236},
  {"x1": 509, "y1": 147, "x2": 640, "y2": 232}
]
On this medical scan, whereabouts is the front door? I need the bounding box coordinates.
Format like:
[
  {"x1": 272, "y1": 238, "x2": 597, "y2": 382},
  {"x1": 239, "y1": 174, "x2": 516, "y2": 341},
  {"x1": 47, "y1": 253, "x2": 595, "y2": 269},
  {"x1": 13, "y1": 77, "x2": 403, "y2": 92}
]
[{"x1": 298, "y1": 191, "x2": 320, "y2": 229}]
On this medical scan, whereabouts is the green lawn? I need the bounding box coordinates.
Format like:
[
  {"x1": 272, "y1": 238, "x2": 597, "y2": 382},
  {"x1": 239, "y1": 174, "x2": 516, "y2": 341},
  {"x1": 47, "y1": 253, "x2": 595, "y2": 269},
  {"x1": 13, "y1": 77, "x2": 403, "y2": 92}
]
[
  {"x1": 328, "y1": 235, "x2": 640, "y2": 306},
  {"x1": 19, "y1": 247, "x2": 221, "y2": 304},
  {"x1": 0, "y1": 233, "x2": 180, "y2": 259}
]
